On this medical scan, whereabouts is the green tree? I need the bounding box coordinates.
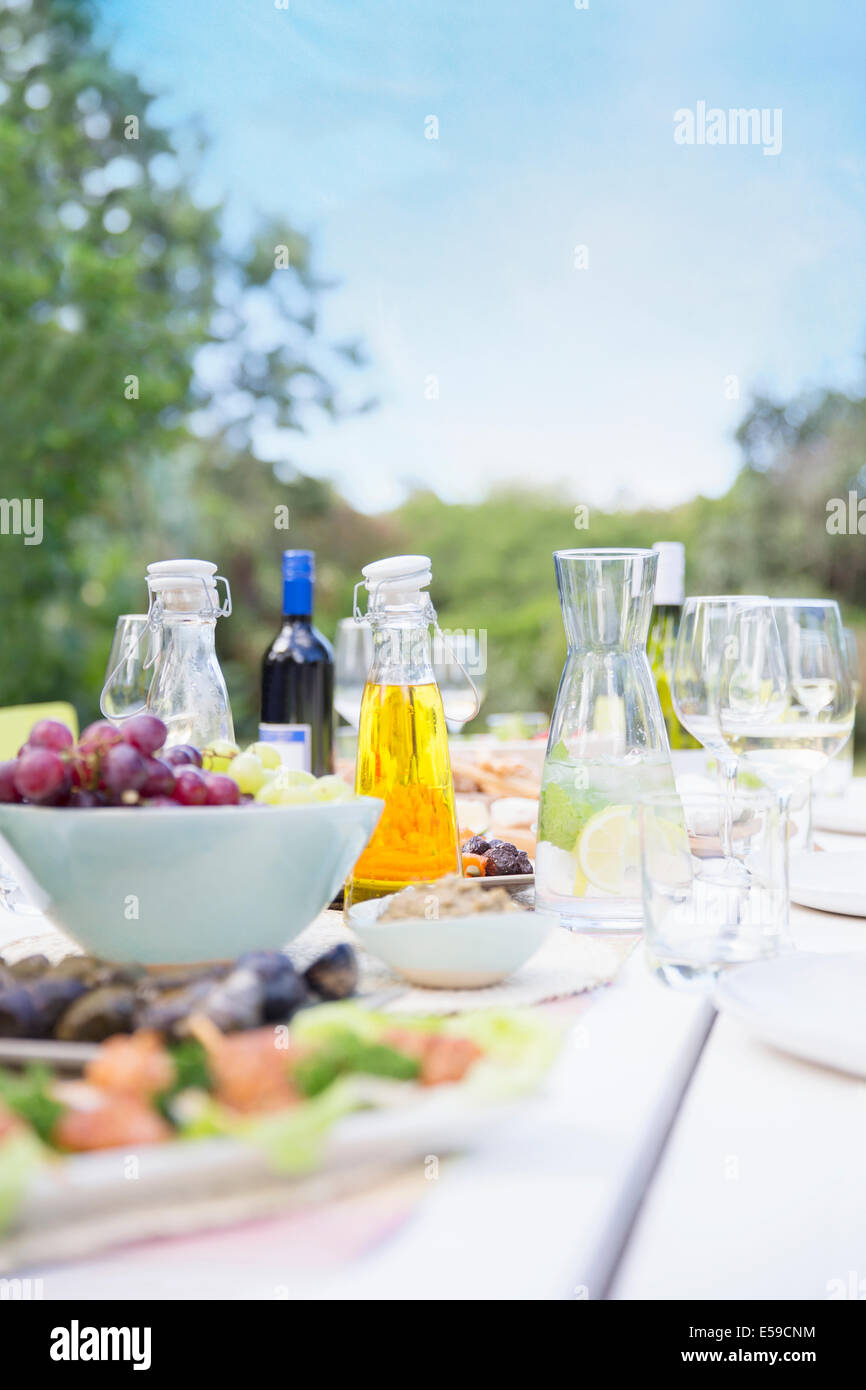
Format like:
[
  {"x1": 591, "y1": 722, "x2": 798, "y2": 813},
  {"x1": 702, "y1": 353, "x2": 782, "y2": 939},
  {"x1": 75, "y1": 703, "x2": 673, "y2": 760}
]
[{"x1": 0, "y1": 0, "x2": 364, "y2": 726}]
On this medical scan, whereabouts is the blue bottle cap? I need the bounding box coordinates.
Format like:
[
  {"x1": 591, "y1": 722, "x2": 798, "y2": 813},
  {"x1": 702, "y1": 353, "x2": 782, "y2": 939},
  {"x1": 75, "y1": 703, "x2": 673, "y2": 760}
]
[
  {"x1": 281, "y1": 550, "x2": 315, "y2": 617},
  {"x1": 282, "y1": 550, "x2": 314, "y2": 582}
]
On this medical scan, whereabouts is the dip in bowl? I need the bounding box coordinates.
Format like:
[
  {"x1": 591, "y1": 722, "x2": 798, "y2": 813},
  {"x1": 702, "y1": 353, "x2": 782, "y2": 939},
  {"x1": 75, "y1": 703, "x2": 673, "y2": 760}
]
[{"x1": 348, "y1": 874, "x2": 552, "y2": 988}]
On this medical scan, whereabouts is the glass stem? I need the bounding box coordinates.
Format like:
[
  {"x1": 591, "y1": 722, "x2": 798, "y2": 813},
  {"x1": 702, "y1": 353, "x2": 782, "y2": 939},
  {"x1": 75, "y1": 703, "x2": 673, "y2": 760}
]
[
  {"x1": 719, "y1": 757, "x2": 738, "y2": 861},
  {"x1": 777, "y1": 787, "x2": 793, "y2": 949}
]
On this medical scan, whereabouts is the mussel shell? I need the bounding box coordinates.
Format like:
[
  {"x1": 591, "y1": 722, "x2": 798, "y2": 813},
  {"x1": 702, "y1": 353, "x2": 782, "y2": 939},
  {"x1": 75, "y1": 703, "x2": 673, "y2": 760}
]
[
  {"x1": 0, "y1": 976, "x2": 87, "y2": 1039},
  {"x1": 55, "y1": 985, "x2": 137, "y2": 1042},
  {"x1": 140, "y1": 962, "x2": 232, "y2": 993},
  {"x1": 7, "y1": 954, "x2": 52, "y2": 981},
  {"x1": 237, "y1": 951, "x2": 309, "y2": 1022},
  {"x1": 92, "y1": 963, "x2": 149, "y2": 988},
  {"x1": 50, "y1": 955, "x2": 107, "y2": 984},
  {"x1": 24, "y1": 977, "x2": 89, "y2": 1038},
  {"x1": 199, "y1": 967, "x2": 265, "y2": 1034},
  {"x1": 134, "y1": 979, "x2": 215, "y2": 1038},
  {"x1": 0, "y1": 987, "x2": 39, "y2": 1038},
  {"x1": 304, "y1": 944, "x2": 358, "y2": 1001},
  {"x1": 49, "y1": 956, "x2": 146, "y2": 989}
]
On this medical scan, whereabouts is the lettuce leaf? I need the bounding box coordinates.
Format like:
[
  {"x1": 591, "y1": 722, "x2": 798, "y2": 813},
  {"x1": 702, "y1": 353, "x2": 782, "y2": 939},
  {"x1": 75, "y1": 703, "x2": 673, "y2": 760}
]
[
  {"x1": 222, "y1": 1078, "x2": 363, "y2": 1174},
  {"x1": 0, "y1": 1126, "x2": 46, "y2": 1232},
  {"x1": 440, "y1": 1009, "x2": 562, "y2": 1101}
]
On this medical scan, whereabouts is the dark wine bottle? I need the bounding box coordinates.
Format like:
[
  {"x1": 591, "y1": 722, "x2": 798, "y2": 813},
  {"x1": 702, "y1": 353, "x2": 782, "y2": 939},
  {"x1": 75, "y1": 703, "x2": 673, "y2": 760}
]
[{"x1": 259, "y1": 550, "x2": 334, "y2": 775}]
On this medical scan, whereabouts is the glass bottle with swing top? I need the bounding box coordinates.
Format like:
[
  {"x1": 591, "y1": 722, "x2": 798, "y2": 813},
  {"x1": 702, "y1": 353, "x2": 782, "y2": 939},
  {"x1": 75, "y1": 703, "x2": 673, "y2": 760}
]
[
  {"x1": 346, "y1": 555, "x2": 472, "y2": 910},
  {"x1": 101, "y1": 559, "x2": 234, "y2": 749}
]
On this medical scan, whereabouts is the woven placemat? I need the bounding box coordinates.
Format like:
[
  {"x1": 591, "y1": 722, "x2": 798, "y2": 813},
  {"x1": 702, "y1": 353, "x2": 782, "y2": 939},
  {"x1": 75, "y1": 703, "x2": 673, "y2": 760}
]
[
  {"x1": 0, "y1": 908, "x2": 621, "y2": 1016},
  {"x1": 288, "y1": 912, "x2": 620, "y2": 1014}
]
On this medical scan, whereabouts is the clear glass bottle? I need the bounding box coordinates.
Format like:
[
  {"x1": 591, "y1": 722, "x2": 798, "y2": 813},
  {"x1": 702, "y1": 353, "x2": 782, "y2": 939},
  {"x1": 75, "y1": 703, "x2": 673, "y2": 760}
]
[
  {"x1": 101, "y1": 559, "x2": 234, "y2": 749},
  {"x1": 535, "y1": 548, "x2": 676, "y2": 931},
  {"x1": 345, "y1": 555, "x2": 461, "y2": 910}
]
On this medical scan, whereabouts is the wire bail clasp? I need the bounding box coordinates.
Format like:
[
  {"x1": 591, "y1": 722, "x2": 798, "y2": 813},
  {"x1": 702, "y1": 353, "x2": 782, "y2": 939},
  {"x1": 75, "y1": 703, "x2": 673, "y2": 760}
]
[{"x1": 435, "y1": 621, "x2": 482, "y2": 723}]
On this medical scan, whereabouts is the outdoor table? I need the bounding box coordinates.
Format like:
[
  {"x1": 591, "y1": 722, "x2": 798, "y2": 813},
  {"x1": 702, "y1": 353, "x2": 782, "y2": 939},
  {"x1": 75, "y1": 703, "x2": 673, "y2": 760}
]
[{"x1": 1, "y1": 858, "x2": 863, "y2": 1301}]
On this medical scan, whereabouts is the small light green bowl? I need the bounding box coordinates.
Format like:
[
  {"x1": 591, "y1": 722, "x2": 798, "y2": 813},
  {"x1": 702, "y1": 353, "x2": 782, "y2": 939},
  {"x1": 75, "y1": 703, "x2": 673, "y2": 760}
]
[
  {"x1": 348, "y1": 896, "x2": 553, "y2": 988},
  {"x1": 0, "y1": 798, "x2": 382, "y2": 965}
]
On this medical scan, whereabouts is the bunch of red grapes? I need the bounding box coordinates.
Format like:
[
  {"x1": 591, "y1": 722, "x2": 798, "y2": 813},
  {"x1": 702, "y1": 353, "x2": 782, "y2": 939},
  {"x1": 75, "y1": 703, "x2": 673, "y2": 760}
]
[{"x1": 0, "y1": 718, "x2": 241, "y2": 808}]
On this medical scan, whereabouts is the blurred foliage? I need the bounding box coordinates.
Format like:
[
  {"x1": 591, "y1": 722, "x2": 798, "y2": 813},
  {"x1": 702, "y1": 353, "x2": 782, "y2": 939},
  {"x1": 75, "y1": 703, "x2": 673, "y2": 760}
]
[
  {"x1": 0, "y1": 0, "x2": 376, "y2": 735},
  {"x1": 0, "y1": 1, "x2": 864, "y2": 750},
  {"x1": 399, "y1": 383, "x2": 866, "y2": 739}
]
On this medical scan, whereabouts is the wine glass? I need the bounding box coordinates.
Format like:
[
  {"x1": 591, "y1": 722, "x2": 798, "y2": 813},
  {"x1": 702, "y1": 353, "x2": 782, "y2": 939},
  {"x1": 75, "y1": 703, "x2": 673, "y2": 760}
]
[
  {"x1": 773, "y1": 600, "x2": 856, "y2": 841},
  {"x1": 101, "y1": 614, "x2": 152, "y2": 720},
  {"x1": 333, "y1": 618, "x2": 373, "y2": 729},
  {"x1": 672, "y1": 596, "x2": 770, "y2": 756},
  {"x1": 434, "y1": 630, "x2": 486, "y2": 733},
  {"x1": 810, "y1": 629, "x2": 859, "y2": 799},
  {"x1": 717, "y1": 599, "x2": 855, "y2": 846},
  {"x1": 671, "y1": 596, "x2": 768, "y2": 858},
  {"x1": 846, "y1": 627, "x2": 861, "y2": 706}
]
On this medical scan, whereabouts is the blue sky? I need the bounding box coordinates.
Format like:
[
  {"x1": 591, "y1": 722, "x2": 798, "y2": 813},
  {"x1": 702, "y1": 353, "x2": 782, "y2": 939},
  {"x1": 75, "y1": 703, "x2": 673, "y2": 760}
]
[{"x1": 98, "y1": 0, "x2": 866, "y2": 512}]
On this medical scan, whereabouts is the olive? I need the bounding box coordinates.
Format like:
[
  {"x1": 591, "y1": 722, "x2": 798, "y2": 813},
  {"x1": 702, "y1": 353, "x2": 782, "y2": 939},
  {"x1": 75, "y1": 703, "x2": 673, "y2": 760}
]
[
  {"x1": 55, "y1": 985, "x2": 137, "y2": 1042},
  {"x1": 484, "y1": 843, "x2": 527, "y2": 876},
  {"x1": 462, "y1": 835, "x2": 491, "y2": 856},
  {"x1": 304, "y1": 944, "x2": 358, "y2": 1001}
]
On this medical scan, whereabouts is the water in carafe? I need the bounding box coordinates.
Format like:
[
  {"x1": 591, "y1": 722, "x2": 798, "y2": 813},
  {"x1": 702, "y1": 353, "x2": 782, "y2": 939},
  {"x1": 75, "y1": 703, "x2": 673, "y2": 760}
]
[{"x1": 536, "y1": 548, "x2": 676, "y2": 931}]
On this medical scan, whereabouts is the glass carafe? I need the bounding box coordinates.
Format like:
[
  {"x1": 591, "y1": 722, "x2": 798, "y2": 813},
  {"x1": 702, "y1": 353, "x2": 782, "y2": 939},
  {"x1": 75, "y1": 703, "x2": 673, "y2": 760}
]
[
  {"x1": 345, "y1": 555, "x2": 461, "y2": 910},
  {"x1": 535, "y1": 549, "x2": 675, "y2": 931},
  {"x1": 101, "y1": 559, "x2": 234, "y2": 749}
]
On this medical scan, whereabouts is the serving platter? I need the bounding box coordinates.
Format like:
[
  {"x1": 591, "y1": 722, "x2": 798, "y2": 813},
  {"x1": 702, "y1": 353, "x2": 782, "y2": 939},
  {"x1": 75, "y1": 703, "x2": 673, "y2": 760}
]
[{"x1": 0, "y1": 1070, "x2": 542, "y2": 1274}]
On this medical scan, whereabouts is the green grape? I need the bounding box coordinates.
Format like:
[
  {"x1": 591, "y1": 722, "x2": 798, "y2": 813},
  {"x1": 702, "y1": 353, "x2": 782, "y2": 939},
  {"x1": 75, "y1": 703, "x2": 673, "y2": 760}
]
[
  {"x1": 227, "y1": 751, "x2": 268, "y2": 795},
  {"x1": 246, "y1": 741, "x2": 282, "y2": 770}
]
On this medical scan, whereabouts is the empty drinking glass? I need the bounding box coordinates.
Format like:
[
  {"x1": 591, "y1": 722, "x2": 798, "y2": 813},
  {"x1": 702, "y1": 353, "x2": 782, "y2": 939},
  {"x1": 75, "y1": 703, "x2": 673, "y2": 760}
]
[
  {"x1": 671, "y1": 594, "x2": 769, "y2": 799},
  {"x1": 640, "y1": 788, "x2": 789, "y2": 990}
]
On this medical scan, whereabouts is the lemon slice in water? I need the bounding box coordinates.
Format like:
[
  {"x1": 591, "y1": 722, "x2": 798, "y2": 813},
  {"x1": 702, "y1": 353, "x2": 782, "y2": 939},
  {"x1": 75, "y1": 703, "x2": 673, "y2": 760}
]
[{"x1": 577, "y1": 803, "x2": 640, "y2": 896}]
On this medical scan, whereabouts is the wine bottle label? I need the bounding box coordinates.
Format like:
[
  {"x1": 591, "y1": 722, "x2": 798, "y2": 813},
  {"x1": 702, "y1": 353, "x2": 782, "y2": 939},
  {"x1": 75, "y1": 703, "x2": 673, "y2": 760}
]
[{"x1": 257, "y1": 723, "x2": 312, "y2": 773}]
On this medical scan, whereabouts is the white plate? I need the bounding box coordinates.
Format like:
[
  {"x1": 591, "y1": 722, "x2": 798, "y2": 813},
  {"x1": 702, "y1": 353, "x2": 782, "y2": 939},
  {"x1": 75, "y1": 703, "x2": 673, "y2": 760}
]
[
  {"x1": 789, "y1": 850, "x2": 866, "y2": 917},
  {"x1": 715, "y1": 951, "x2": 866, "y2": 1078},
  {"x1": 812, "y1": 779, "x2": 866, "y2": 835}
]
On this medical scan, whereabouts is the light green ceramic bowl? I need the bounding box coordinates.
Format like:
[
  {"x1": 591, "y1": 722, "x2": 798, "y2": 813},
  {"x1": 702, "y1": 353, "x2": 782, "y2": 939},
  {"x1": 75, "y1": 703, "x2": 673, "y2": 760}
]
[
  {"x1": 348, "y1": 896, "x2": 553, "y2": 988},
  {"x1": 0, "y1": 798, "x2": 382, "y2": 965}
]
